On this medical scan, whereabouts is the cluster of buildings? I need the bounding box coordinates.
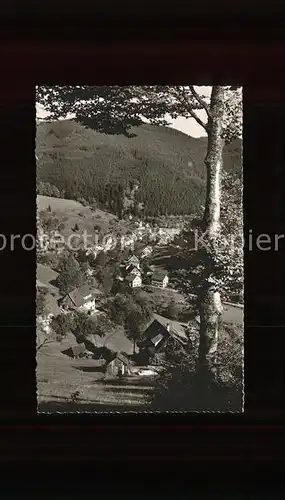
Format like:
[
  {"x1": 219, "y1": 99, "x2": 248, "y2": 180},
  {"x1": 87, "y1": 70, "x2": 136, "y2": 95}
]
[
  {"x1": 62, "y1": 313, "x2": 190, "y2": 379},
  {"x1": 117, "y1": 254, "x2": 169, "y2": 289},
  {"x1": 37, "y1": 282, "x2": 103, "y2": 339}
]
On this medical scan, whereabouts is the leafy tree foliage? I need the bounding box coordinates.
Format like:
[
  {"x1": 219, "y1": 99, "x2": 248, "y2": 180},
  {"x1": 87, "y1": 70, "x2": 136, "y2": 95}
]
[
  {"x1": 54, "y1": 255, "x2": 84, "y2": 294},
  {"x1": 125, "y1": 305, "x2": 145, "y2": 355},
  {"x1": 51, "y1": 313, "x2": 73, "y2": 339},
  {"x1": 72, "y1": 311, "x2": 97, "y2": 339},
  {"x1": 94, "y1": 315, "x2": 114, "y2": 337},
  {"x1": 106, "y1": 294, "x2": 133, "y2": 325},
  {"x1": 163, "y1": 299, "x2": 180, "y2": 320},
  {"x1": 151, "y1": 322, "x2": 243, "y2": 412},
  {"x1": 105, "y1": 292, "x2": 152, "y2": 354},
  {"x1": 36, "y1": 86, "x2": 176, "y2": 135},
  {"x1": 171, "y1": 169, "x2": 243, "y2": 303},
  {"x1": 36, "y1": 287, "x2": 48, "y2": 316},
  {"x1": 37, "y1": 181, "x2": 62, "y2": 198}
]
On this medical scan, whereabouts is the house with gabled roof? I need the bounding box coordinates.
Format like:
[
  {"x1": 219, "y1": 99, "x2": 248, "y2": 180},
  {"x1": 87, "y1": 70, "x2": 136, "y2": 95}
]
[
  {"x1": 137, "y1": 313, "x2": 187, "y2": 362},
  {"x1": 104, "y1": 352, "x2": 135, "y2": 378},
  {"x1": 125, "y1": 254, "x2": 140, "y2": 270},
  {"x1": 151, "y1": 269, "x2": 169, "y2": 288},
  {"x1": 58, "y1": 284, "x2": 102, "y2": 315},
  {"x1": 125, "y1": 274, "x2": 142, "y2": 288},
  {"x1": 126, "y1": 264, "x2": 141, "y2": 276}
]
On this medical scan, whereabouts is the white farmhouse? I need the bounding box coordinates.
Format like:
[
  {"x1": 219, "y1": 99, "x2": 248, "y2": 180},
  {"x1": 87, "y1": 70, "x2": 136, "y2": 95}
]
[
  {"x1": 125, "y1": 274, "x2": 142, "y2": 288},
  {"x1": 59, "y1": 284, "x2": 102, "y2": 315},
  {"x1": 127, "y1": 264, "x2": 141, "y2": 276},
  {"x1": 151, "y1": 269, "x2": 169, "y2": 288}
]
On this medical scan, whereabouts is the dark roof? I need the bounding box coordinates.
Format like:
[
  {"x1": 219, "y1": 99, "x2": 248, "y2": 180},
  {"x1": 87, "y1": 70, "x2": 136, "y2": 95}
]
[
  {"x1": 127, "y1": 254, "x2": 139, "y2": 260},
  {"x1": 125, "y1": 274, "x2": 141, "y2": 283},
  {"x1": 78, "y1": 283, "x2": 93, "y2": 297},
  {"x1": 67, "y1": 289, "x2": 87, "y2": 308},
  {"x1": 140, "y1": 319, "x2": 170, "y2": 346},
  {"x1": 126, "y1": 264, "x2": 140, "y2": 274},
  {"x1": 126, "y1": 255, "x2": 140, "y2": 265},
  {"x1": 60, "y1": 284, "x2": 102, "y2": 308},
  {"x1": 152, "y1": 269, "x2": 168, "y2": 281},
  {"x1": 59, "y1": 294, "x2": 77, "y2": 310},
  {"x1": 153, "y1": 314, "x2": 187, "y2": 342},
  {"x1": 62, "y1": 343, "x2": 86, "y2": 357},
  {"x1": 108, "y1": 352, "x2": 133, "y2": 366},
  {"x1": 78, "y1": 283, "x2": 102, "y2": 297},
  {"x1": 140, "y1": 314, "x2": 187, "y2": 346}
]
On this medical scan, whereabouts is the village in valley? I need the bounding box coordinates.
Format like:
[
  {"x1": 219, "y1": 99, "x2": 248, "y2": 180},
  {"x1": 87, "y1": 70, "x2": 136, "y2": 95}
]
[
  {"x1": 36, "y1": 199, "x2": 197, "y2": 411},
  {"x1": 36, "y1": 85, "x2": 243, "y2": 413},
  {"x1": 36, "y1": 192, "x2": 243, "y2": 412}
]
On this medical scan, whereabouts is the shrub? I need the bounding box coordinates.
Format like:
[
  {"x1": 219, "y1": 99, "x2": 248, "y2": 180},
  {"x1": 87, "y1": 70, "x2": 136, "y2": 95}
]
[
  {"x1": 37, "y1": 181, "x2": 61, "y2": 198},
  {"x1": 72, "y1": 311, "x2": 97, "y2": 339},
  {"x1": 44, "y1": 215, "x2": 60, "y2": 230},
  {"x1": 163, "y1": 301, "x2": 180, "y2": 320},
  {"x1": 150, "y1": 321, "x2": 243, "y2": 412},
  {"x1": 54, "y1": 256, "x2": 84, "y2": 294},
  {"x1": 95, "y1": 315, "x2": 114, "y2": 337},
  {"x1": 78, "y1": 197, "x2": 89, "y2": 207},
  {"x1": 70, "y1": 390, "x2": 81, "y2": 403},
  {"x1": 51, "y1": 313, "x2": 73, "y2": 339},
  {"x1": 36, "y1": 287, "x2": 48, "y2": 316}
]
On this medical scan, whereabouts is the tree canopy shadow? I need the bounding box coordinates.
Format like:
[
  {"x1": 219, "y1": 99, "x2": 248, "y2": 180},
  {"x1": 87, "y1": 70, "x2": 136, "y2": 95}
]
[{"x1": 75, "y1": 365, "x2": 106, "y2": 373}]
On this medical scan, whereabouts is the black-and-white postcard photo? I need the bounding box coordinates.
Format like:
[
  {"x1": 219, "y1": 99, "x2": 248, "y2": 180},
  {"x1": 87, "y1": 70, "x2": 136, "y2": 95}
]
[{"x1": 36, "y1": 85, "x2": 243, "y2": 413}]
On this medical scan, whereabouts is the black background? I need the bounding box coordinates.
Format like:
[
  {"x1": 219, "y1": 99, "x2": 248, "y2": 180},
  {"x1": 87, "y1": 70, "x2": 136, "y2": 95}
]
[{"x1": 0, "y1": 1, "x2": 285, "y2": 488}]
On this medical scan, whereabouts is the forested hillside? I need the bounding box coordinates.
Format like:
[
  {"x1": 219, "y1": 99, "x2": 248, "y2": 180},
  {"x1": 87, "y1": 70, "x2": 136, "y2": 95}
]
[{"x1": 36, "y1": 120, "x2": 241, "y2": 217}]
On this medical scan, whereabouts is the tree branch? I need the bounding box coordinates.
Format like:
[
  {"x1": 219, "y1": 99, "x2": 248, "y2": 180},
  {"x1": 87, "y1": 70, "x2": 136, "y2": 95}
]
[
  {"x1": 176, "y1": 86, "x2": 208, "y2": 131},
  {"x1": 187, "y1": 108, "x2": 208, "y2": 131},
  {"x1": 189, "y1": 86, "x2": 210, "y2": 116},
  {"x1": 36, "y1": 338, "x2": 53, "y2": 352}
]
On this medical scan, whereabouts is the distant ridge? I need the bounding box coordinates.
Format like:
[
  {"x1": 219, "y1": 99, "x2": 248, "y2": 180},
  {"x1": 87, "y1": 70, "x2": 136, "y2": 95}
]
[{"x1": 36, "y1": 120, "x2": 242, "y2": 216}]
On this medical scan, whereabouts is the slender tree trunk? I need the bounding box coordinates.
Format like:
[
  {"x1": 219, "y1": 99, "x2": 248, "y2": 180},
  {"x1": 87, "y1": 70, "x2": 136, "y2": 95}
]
[
  {"x1": 198, "y1": 289, "x2": 222, "y2": 374},
  {"x1": 198, "y1": 86, "x2": 225, "y2": 378},
  {"x1": 203, "y1": 87, "x2": 225, "y2": 236}
]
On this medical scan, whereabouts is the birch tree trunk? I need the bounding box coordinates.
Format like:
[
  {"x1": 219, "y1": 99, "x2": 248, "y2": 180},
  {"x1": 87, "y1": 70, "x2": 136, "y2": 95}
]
[{"x1": 198, "y1": 86, "x2": 225, "y2": 378}]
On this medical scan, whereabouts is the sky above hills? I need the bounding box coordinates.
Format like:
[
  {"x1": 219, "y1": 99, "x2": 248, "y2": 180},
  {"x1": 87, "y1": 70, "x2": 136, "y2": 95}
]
[{"x1": 36, "y1": 86, "x2": 211, "y2": 138}]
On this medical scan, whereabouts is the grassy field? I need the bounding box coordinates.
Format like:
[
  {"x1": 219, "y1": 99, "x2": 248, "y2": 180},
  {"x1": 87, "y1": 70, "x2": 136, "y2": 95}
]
[
  {"x1": 37, "y1": 324, "x2": 155, "y2": 413},
  {"x1": 37, "y1": 340, "x2": 154, "y2": 412},
  {"x1": 37, "y1": 195, "x2": 83, "y2": 212},
  {"x1": 37, "y1": 315, "x2": 243, "y2": 413},
  {"x1": 37, "y1": 263, "x2": 59, "y2": 291},
  {"x1": 37, "y1": 194, "x2": 134, "y2": 242}
]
